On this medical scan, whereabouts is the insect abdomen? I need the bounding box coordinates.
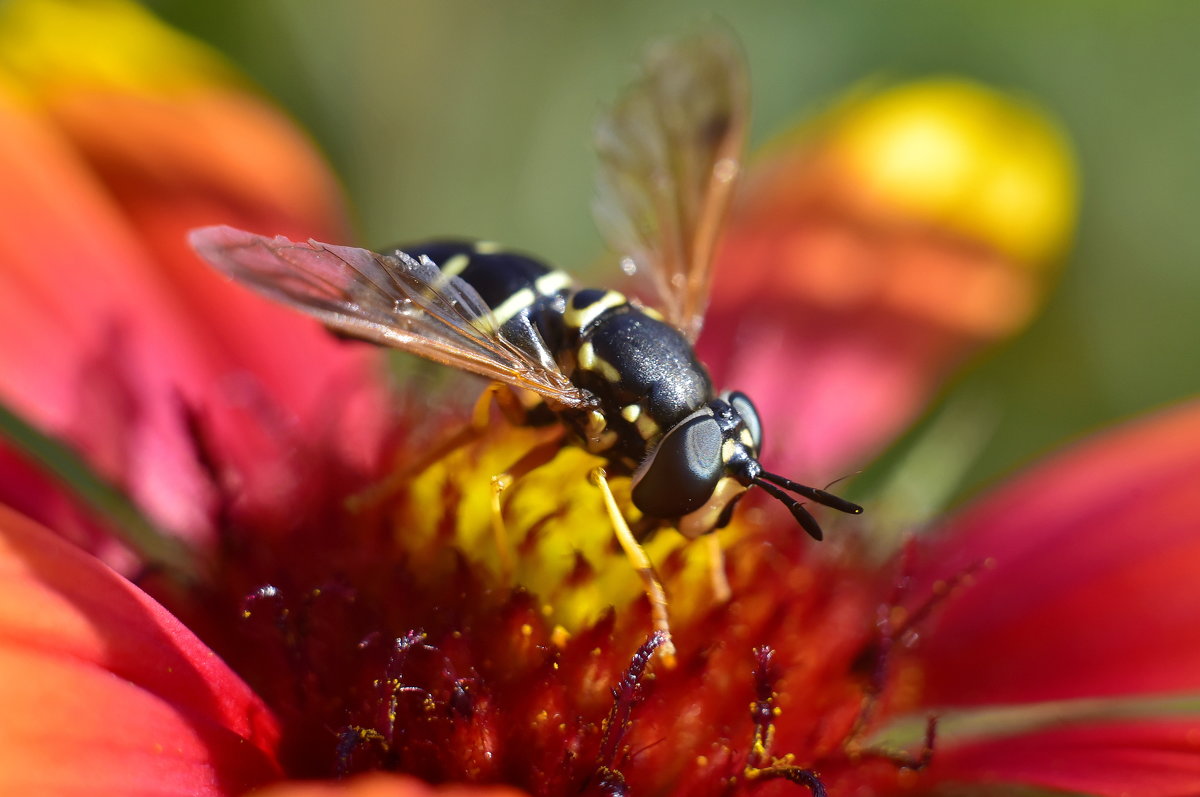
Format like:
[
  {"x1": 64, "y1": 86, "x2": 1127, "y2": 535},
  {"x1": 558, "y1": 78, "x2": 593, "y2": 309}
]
[{"x1": 392, "y1": 240, "x2": 573, "y2": 367}]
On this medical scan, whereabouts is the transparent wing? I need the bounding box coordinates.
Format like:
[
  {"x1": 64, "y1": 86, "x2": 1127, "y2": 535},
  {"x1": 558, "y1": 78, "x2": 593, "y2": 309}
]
[
  {"x1": 593, "y1": 29, "x2": 749, "y2": 342},
  {"x1": 189, "y1": 225, "x2": 596, "y2": 410}
]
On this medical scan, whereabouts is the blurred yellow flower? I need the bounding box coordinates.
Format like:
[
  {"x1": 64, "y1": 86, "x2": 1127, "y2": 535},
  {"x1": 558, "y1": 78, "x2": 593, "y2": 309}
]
[
  {"x1": 0, "y1": 0, "x2": 234, "y2": 95},
  {"x1": 824, "y1": 78, "x2": 1076, "y2": 269}
]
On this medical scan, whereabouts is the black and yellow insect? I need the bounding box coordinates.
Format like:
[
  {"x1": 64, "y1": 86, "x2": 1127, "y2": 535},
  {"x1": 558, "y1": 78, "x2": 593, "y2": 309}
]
[{"x1": 190, "y1": 31, "x2": 860, "y2": 649}]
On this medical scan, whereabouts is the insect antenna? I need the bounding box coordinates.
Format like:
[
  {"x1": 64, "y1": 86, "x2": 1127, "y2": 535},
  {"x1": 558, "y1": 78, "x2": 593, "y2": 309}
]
[
  {"x1": 751, "y1": 477, "x2": 826, "y2": 541},
  {"x1": 758, "y1": 470, "x2": 864, "y2": 515}
]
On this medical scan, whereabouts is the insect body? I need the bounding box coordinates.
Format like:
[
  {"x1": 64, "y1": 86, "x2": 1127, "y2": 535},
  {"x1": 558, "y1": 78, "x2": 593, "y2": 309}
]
[
  {"x1": 386, "y1": 239, "x2": 859, "y2": 542},
  {"x1": 189, "y1": 31, "x2": 861, "y2": 645}
]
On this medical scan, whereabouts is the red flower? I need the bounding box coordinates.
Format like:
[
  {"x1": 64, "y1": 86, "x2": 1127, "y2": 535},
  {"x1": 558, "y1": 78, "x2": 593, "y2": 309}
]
[{"x1": 1, "y1": 3, "x2": 1197, "y2": 797}]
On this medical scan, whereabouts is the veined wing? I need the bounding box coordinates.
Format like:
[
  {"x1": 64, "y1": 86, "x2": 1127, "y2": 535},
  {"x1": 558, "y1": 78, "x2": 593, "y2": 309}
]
[
  {"x1": 593, "y1": 29, "x2": 749, "y2": 342},
  {"x1": 189, "y1": 225, "x2": 596, "y2": 410}
]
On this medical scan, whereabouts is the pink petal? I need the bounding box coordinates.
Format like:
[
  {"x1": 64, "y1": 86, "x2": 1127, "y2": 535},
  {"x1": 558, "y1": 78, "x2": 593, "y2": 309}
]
[
  {"x1": 911, "y1": 399, "x2": 1200, "y2": 706},
  {"x1": 0, "y1": 84, "x2": 218, "y2": 535},
  {"x1": 701, "y1": 193, "x2": 1035, "y2": 479},
  {"x1": 0, "y1": 504, "x2": 281, "y2": 794},
  {"x1": 699, "y1": 301, "x2": 949, "y2": 479}
]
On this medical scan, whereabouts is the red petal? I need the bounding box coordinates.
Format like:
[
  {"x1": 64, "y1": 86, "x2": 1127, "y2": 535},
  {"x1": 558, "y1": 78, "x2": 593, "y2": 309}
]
[
  {"x1": 912, "y1": 400, "x2": 1200, "y2": 706},
  {"x1": 930, "y1": 720, "x2": 1200, "y2": 797},
  {"x1": 0, "y1": 504, "x2": 281, "y2": 794},
  {"x1": 50, "y1": 86, "x2": 376, "y2": 422},
  {"x1": 0, "y1": 440, "x2": 136, "y2": 569}
]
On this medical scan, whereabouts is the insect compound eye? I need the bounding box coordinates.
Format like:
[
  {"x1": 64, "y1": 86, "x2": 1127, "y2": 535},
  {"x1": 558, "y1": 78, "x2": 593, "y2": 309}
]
[
  {"x1": 631, "y1": 413, "x2": 724, "y2": 518},
  {"x1": 727, "y1": 390, "x2": 762, "y2": 451}
]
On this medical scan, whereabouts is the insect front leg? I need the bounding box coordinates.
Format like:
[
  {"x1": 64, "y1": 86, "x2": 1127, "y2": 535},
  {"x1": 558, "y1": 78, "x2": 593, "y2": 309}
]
[
  {"x1": 705, "y1": 533, "x2": 732, "y2": 604},
  {"x1": 590, "y1": 467, "x2": 676, "y2": 663}
]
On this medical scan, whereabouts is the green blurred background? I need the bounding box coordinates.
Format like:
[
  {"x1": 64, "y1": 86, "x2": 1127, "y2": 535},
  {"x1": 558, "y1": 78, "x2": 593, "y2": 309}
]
[{"x1": 150, "y1": 0, "x2": 1199, "y2": 504}]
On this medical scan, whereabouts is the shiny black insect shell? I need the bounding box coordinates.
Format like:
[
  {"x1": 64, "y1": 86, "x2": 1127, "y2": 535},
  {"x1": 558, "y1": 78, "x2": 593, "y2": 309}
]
[
  {"x1": 399, "y1": 240, "x2": 773, "y2": 536},
  {"x1": 562, "y1": 290, "x2": 714, "y2": 470}
]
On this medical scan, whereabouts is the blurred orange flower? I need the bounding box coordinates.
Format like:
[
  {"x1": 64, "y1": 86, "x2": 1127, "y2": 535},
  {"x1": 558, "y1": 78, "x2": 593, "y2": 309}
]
[
  {"x1": 704, "y1": 79, "x2": 1076, "y2": 476},
  {"x1": 0, "y1": 0, "x2": 389, "y2": 549}
]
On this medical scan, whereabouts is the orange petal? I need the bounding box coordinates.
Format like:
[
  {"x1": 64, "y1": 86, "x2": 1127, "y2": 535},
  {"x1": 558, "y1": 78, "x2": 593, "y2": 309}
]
[
  {"x1": 0, "y1": 503, "x2": 281, "y2": 793},
  {"x1": 2, "y1": 0, "x2": 354, "y2": 404},
  {"x1": 251, "y1": 774, "x2": 530, "y2": 797}
]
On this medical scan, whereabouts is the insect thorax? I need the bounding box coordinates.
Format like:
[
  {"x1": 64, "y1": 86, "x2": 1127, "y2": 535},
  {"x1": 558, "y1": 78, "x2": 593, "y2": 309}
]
[{"x1": 559, "y1": 291, "x2": 714, "y2": 473}]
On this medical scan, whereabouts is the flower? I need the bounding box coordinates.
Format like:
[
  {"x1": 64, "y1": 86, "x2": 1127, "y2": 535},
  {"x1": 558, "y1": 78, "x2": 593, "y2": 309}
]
[
  {"x1": 702, "y1": 79, "x2": 1077, "y2": 477},
  {"x1": 2, "y1": 3, "x2": 1199, "y2": 797}
]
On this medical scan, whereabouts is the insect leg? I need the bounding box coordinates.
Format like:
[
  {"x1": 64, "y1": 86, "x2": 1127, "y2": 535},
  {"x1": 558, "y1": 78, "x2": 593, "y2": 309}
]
[
  {"x1": 590, "y1": 467, "x2": 676, "y2": 663},
  {"x1": 705, "y1": 533, "x2": 732, "y2": 603},
  {"x1": 489, "y1": 435, "x2": 565, "y2": 584},
  {"x1": 347, "y1": 382, "x2": 527, "y2": 514},
  {"x1": 471, "y1": 381, "x2": 538, "y2": 428},
  {"x1": 490, "y1": 473, "x2": 516, "y2": 582}
]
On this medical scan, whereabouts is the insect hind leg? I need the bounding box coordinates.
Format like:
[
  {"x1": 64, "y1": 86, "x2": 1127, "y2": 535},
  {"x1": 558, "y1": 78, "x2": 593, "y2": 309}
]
[
  {"x1": 489, "y1": 435, "x2": 565, "y2": 584},
  {"x1": 347, "y1": 382, "x2": 539, "y2": 514}
]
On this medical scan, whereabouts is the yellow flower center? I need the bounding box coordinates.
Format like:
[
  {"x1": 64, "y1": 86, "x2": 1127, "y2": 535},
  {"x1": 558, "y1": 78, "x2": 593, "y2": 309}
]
[{"x1": 391, "y1": 423, "x2": 722, "y2": 638}]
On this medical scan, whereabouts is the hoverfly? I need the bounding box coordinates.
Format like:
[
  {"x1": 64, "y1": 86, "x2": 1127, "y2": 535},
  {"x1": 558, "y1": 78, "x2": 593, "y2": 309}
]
[{"x1": 190, "y1": 31, "x2": 861, "y2": 652}]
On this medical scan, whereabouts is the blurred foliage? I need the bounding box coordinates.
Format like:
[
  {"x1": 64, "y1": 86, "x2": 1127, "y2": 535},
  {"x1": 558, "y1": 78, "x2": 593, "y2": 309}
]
[{"x1": 149, "y1": 0, "x2": 1200, "y2": 504}]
